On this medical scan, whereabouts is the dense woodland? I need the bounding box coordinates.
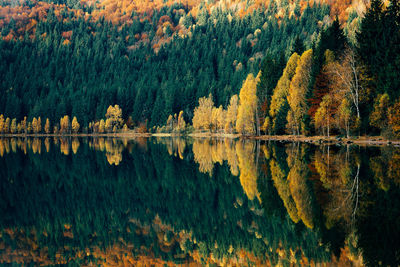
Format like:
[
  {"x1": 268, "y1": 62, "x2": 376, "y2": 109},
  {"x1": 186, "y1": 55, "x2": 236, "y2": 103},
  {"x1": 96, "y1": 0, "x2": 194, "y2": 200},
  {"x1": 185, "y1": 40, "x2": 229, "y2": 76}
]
[{"x1": 0, "y1": 0, "x2": 399, "y2": 138}]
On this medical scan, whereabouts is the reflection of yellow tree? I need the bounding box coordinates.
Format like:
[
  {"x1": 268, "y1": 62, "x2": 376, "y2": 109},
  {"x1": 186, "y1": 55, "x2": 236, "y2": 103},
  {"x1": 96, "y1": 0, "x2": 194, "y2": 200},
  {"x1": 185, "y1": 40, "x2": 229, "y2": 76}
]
[
  {"x1": 270, "y1": 158, "x2": 300, "y2": 223},
  {"x1": 193, "y1": 139, "x2": 215, "y2": 176},
  {"x1": 60, "y1": 139, "x2": 70, "y2": 155},
  {"x1": 155, "y1": 138, "x2": 186, "y2": 160},
  {"x1": 211, "y1": 140, "x2": 225, "y2": 166},
  {"x1": 192, "y1": 139, "x2": 241, "y2": 177},
  {"x1": 105, "y1": 139, "x2": 123, "y2": 166},
  {"x1": 225, "y1": 140, "x2": 239, "y2": 176},
  {"x1": 287, "y1": 145, "x2": 314, "y2": 229},
  {"x1": 388, "y1": 149, "x2": 400, "y2": 186},
  {"x1": 71, "y1": 138, "x2": 80, "y2": 154},
  {"x1": 44, "y1": 138, "x2": 50, "y2": 153},
  {"x1": 10, "y1": 138, "x2": 17, "y2": 153},
  {"x1": 236, "y1": 141, "x2": 260, "y2": 202},
  {"x1": 369, "y1": 147, "x2": 400, "y2": 190},
  {"x1": 32, "y1": 138, "x2": 41, "y2": 154},
  {"x1": 315, "y1": 147, "x2": 360, "y2": 228},
  {"x1": 0, "y1": 139, "x2": 5, "y2": 157}
]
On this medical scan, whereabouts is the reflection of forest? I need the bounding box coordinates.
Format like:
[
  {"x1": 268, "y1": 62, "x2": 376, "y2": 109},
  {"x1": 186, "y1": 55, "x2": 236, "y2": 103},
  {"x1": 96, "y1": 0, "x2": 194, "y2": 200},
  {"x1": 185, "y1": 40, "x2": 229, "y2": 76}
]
[{"x1": 0, "y1": 138, "x2": 399, "y2": 266}]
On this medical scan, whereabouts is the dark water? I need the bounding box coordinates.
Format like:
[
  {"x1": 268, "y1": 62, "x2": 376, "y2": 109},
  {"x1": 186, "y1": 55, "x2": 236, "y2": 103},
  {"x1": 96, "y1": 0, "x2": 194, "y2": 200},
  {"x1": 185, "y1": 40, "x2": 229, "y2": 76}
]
[{"x1": 0, "y1": 137, "x2": 399, "y2": 266}]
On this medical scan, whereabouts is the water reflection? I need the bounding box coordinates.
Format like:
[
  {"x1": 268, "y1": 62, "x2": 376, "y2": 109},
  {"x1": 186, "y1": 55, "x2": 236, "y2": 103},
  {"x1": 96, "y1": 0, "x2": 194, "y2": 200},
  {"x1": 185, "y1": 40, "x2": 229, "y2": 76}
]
[{"x1": 0, "y1": 137, "x2": 399, "y2": 266}]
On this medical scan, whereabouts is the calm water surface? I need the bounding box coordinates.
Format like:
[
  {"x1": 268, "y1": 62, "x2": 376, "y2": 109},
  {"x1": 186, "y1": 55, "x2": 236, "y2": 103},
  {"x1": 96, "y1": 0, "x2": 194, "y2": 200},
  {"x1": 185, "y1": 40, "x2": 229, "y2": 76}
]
[{"x1": 0, "y1": 137, "x2": 399, "y2": 266}]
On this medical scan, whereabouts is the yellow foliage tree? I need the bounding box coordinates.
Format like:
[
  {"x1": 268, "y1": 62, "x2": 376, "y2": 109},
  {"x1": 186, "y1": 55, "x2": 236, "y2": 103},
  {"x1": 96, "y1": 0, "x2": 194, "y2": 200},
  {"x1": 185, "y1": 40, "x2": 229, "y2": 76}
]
[
  {"x1": 225, "y1": 94, "x2": 238, "y2": 133},
  {"x1": 21, "y1": 117, "x2": 27, "y2": 134},
  {"x1": 10, "y1": 119, "x2": 17, "y2": 134},
  {"x1": 287, "y1": 49, "x2": 313, "y2": 135},
  {"x1": 105, "y1": 118, "x2": 113, "y2": 133},
  {"x1": 389, "y1": 99, "x2": 400, "y2": 137},
  {"x1": 4, "y1": 118, "x2": 10, "y2": 133},
  {"x1": 0, "y1": 115, "x2": 4, "y2": 133},
  {"x1": 314, "y1": 94, "x2": 334, "y2": 137},
  {"x1": 193, "y1": 93, "x2": 214, "y2": 131},
  {"x1": 236, "y1": 73, "x2": 259, "y2": 135},
  {"x1": 71, "y1": 116, "x2": 80, "y2": 133},
  {"x1": 32, "y1": 117, "x2": 38, "y2": 134},
  {"x1": 370, "y1": 93, "x2": 390, "y2": 131},
  {"x1": 105, "y1": 104, "x2": 124, "y2": 130},
  {"x1": 60, "y1": 115, "x2": 70, "y2": 134},
  {"x1": 211, "y1": 105, "x2": 224, "y2": 132},
  {"x1": 44, "y1": 118, "x2": 51, "y2": 134},
  {"x1": 27, "y1": 122, "x2": 32, "y2": 134},
  {"x1": 266, "y1": 53, "x2": 300, "y2": 134},
  {"x1": 37, "y1": 117, "x2": 42, "y2": 133},
  {"x1": 99, "y1": 119, "x2": 106, "y2": 133},
  {"x1": 336, "y1": 98, "x2": 352, "y2": 138},
  {"x1": 177, "y1": 111, "x2": 186, "y2": 133}
]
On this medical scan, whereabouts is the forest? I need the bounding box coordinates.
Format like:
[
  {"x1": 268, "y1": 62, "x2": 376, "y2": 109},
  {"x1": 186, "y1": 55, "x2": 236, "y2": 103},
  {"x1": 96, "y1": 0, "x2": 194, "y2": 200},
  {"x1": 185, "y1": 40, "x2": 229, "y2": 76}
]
[{"x1": 0, "y1": 0, "x2": 399, "y2": 138}]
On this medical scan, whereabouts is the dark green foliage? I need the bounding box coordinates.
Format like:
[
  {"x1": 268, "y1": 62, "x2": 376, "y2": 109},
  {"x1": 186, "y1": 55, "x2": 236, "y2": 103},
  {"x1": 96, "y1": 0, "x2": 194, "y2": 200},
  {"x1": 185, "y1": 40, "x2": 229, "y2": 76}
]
[
  {"x1": 357, "y1": 0, "x2": 400, "y2": 99},
  {"x1": 0, "y1": 4, "x2": 330, "y2": 128},
  {"x1": 257, "y1": 53, "x2": 286, "y2": 132}
]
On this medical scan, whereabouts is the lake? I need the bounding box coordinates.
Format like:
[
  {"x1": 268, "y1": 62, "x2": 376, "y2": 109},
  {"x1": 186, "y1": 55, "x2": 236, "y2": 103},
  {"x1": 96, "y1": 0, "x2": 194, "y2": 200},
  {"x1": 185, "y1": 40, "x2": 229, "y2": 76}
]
[{"x1": 0, "y1": 137, "x2": 399, "y2": 266}]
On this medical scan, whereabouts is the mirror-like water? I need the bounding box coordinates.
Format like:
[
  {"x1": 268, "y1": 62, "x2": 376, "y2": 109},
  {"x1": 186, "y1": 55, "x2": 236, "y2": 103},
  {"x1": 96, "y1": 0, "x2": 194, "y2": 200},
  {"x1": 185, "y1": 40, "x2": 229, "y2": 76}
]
[{"x1": 0, "y1": 137, "x2": 399, "y2": 266}]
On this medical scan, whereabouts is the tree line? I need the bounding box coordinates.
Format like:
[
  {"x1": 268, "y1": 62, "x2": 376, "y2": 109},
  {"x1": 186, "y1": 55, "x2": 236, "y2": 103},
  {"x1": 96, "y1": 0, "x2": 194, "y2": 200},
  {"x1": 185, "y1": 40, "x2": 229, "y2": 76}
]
[{"x1": 0, "y1": 0, "x2": 399, "y2": 138}]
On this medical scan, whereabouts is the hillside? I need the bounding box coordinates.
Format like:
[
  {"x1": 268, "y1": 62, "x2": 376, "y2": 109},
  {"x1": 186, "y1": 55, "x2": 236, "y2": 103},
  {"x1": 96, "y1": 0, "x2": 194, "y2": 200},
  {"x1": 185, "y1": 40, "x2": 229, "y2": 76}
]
[{"x1": 0, "y1": 0, "x2": 399, "y2": 138}]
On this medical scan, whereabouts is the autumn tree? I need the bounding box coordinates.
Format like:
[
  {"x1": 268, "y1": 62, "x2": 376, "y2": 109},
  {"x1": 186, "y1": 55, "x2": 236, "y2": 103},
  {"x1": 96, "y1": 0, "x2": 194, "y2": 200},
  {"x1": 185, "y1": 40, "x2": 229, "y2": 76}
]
[
  {"x1": 176, "y1": 111, "x2": 186, "y2": 133},
  {"x1": 211, "y1": 105, "x2": 224, "y2": 132},
  {"x1": 225, "y1": 94, "x2": 238, "y2": 133},
  {"x1": 37, "y1": 117, "x2": 42, "y2": 133},
  {"x1": 286, "y1": 49, "x2": 313, "y2": 135},
  {"x1": 0, "y1": 115, "x2": 4, "y2": 133},
  {"x1": 236, "y1": 73, "x2": 259, "y2": 135},
  {"x1": 10, "y1": 118, "x2": 17, "y2": 134},
  {"x1": 314, "y1": 94, "x2": 335, "y2": 137},
  {"x1": 336, "y1": 98, "x2": 353, "y2": 138},
  {"x1": 99, "y1": 119, "x2": 105, "y2": 133},
  {"x1": 308, "y1": 50, "x2": 335, "y2": 121},
  {"x1": 266, "y1": 53, "x2": 300, "y2": 134},
  {"x1": 4, "y1": 118, "x2": 10, "y2": 133},
  {"x1": 44, "y1": 118, "x2": 51, "y2": 134},
  {"x1": 370, "y1": 93, "x2": 390, "y2": 132},
  {"x1": 32, "y1": 117, "x2": 38, "y2": 134},
  {"x1": 193, "y1": 93, "x2": 214, "y2": 131},
  {"x1": 105, "y1": 118, "x2": 113, "y2": 133},
  {"x1": 326, "y1": 48, "x2": 362, "y2": 120},
  {"x1": 71, "y1": 116, "x2": 80, "y2": 133},
  {"x1": 27, "y1": 122, "x2": 32, "y2": 134},
  {"x1": 60, "y1": 115, "x2": 70, "y2": 134},
  {"x1": 21, "y1": 117, "x2": 27, "y2": 134},
  {"x1": 388, "y1": 99, "x2": 400, "y2": 137},
  {"x1": 105, "y1": 105, "x2": 124, "y2": 130}
]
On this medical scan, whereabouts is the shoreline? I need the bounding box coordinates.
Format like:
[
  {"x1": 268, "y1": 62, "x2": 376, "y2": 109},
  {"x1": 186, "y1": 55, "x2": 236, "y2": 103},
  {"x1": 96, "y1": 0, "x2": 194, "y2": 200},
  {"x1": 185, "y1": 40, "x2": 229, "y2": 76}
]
[{"x1": 1, "y1": 132, "x2": 400, "y2": 146}]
